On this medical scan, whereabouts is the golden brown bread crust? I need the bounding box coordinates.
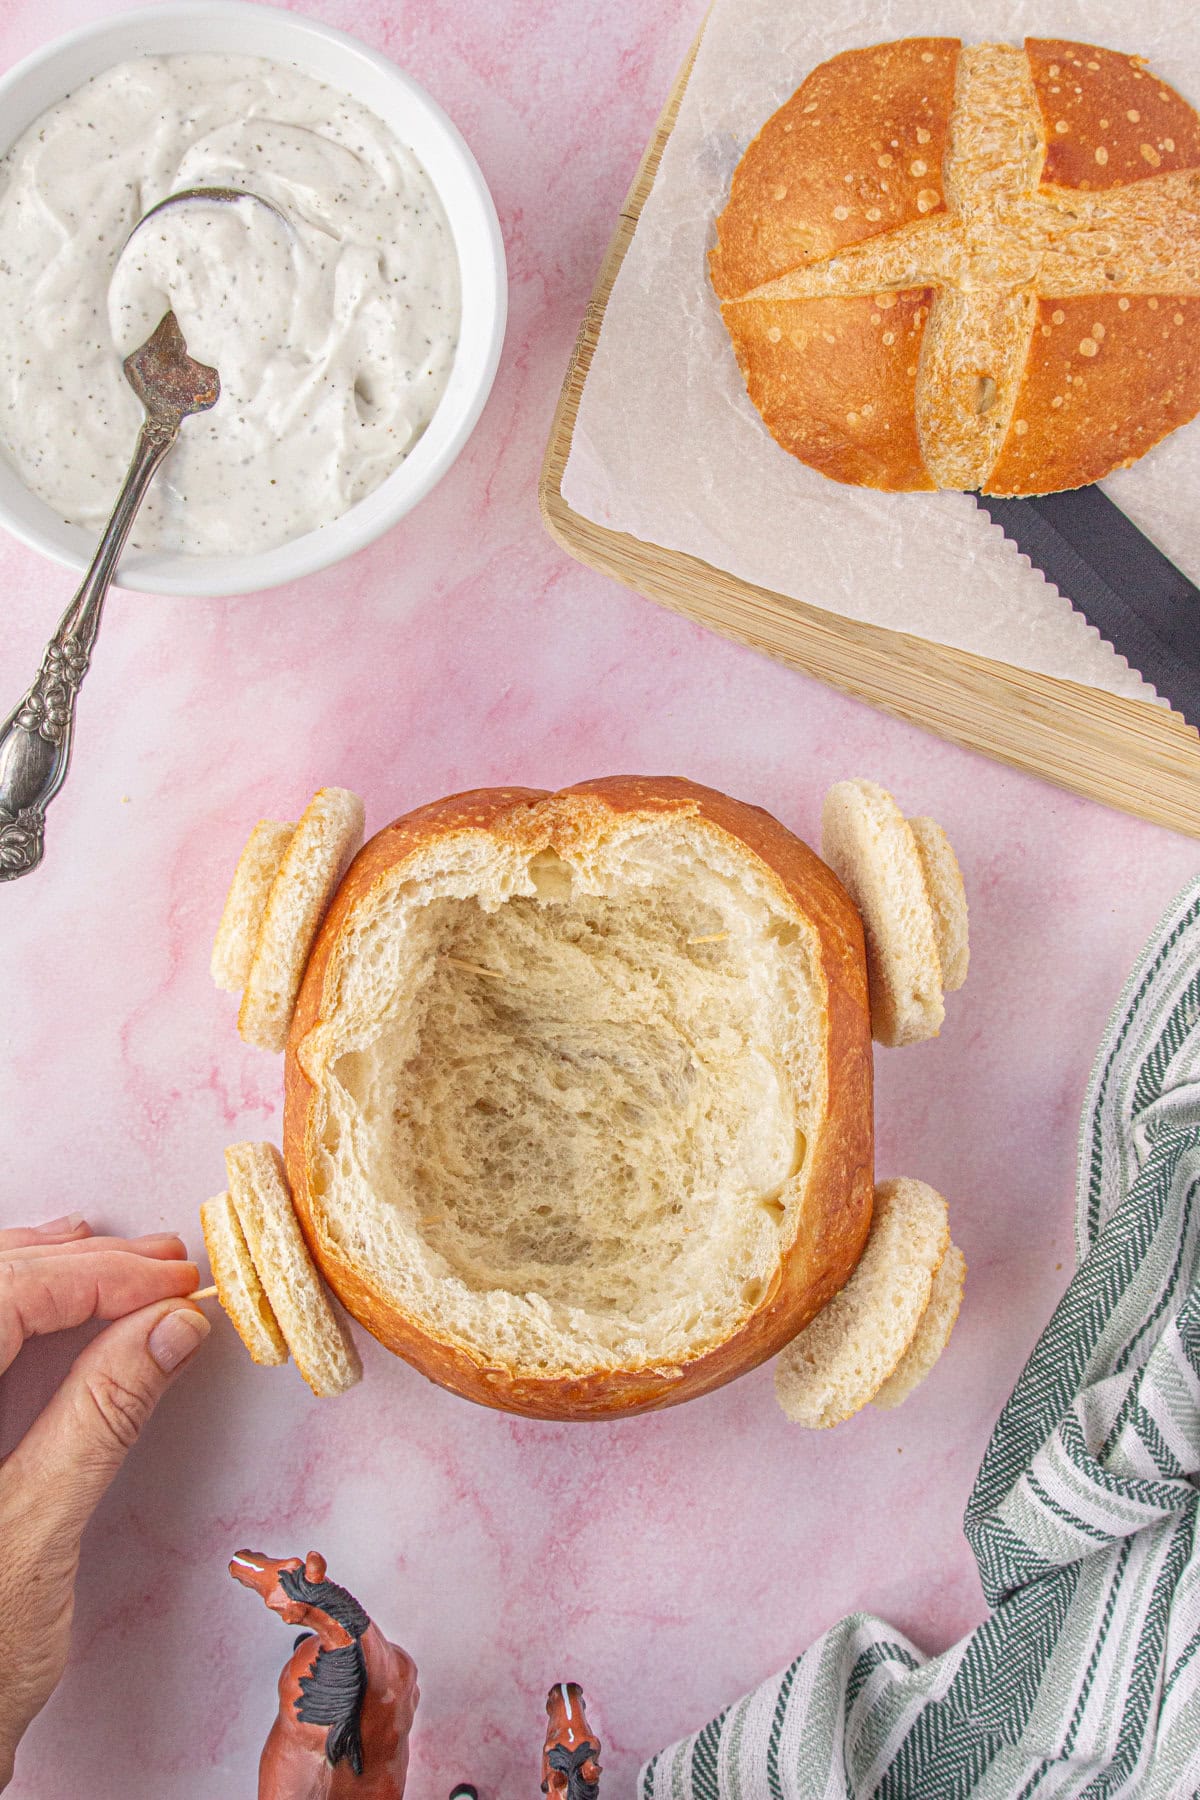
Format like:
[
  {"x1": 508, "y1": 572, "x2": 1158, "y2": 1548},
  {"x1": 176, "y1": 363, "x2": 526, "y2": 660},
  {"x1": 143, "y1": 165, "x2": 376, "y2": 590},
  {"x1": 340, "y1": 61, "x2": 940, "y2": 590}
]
[
  {"x1": 713, "y1": 37, "x2": 1200, "y2": 495},
  {"x1": 722, "y1": 291, "x2": 935, "y2": 490},
  {"x1": 284, "y1": 776, "x2": 874, "y2": 1421},
  {"x1": 709, "y1": 40, "x2": 959, "y2": 297},
  {"x1": 989, "y1": 293, "x2": 1200, "y2": 494},
  {"x1": 1027, "y1": 41, "x2": 1200, "y2": 188}
]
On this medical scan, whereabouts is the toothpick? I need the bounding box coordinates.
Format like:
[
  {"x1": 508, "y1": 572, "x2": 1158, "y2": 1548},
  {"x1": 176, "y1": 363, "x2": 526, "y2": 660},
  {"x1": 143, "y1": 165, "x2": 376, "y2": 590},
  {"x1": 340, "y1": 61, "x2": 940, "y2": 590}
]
[
  {"x1": 191, "y1": 1285, "x2": 219, "y2": 1301},
  {"x1": 687, "y1": 932, "x2": 730, "y2": 946}
]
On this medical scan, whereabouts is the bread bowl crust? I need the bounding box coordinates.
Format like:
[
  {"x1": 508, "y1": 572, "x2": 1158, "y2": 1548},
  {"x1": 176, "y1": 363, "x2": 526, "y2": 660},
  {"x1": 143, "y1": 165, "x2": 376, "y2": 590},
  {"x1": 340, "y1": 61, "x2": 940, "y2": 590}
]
[{"x1": 284, "y1": 776, "x2": 873, "y2": 1420}]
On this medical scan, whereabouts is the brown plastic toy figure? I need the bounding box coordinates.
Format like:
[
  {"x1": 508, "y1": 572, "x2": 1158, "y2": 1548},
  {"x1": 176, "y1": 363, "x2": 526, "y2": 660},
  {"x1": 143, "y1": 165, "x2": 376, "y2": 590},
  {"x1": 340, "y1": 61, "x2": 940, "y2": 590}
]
[
  {"x1": 230, "y1": 1549, "x2": 419, "y2": 1798},
  {"x1": 541, "y1": 1683, "x2": 601, "y2": 1798}
]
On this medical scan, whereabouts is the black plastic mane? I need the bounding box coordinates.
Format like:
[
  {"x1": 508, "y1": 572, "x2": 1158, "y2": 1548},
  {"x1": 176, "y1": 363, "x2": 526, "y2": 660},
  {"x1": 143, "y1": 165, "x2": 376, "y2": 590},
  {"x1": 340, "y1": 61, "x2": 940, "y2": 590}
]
[
  {"x1": 278, "y1": 1566, "x2": 370, "y2": 1774},
  {"x1": 546, "y1": 1740, "x2": 602, "y2": 1800}
]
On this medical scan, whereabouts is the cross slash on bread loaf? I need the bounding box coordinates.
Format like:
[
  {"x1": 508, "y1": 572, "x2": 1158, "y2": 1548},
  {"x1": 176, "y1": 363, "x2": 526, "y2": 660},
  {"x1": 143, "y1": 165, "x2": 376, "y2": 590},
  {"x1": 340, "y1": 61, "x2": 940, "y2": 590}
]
[
  {"x1": 712, "y1": 38, "x2": 1200, "y2": 494},
  {"x1": 204, "y1": 775, "x2": 970, "y2": 1425}
]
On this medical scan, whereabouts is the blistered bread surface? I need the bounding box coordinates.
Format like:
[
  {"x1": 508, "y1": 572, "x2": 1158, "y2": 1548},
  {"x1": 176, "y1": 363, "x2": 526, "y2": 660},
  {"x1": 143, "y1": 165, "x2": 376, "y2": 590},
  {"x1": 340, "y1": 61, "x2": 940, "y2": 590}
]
[{"x1": 712, "y1": 38, "x2": 1200, "y2": 494}]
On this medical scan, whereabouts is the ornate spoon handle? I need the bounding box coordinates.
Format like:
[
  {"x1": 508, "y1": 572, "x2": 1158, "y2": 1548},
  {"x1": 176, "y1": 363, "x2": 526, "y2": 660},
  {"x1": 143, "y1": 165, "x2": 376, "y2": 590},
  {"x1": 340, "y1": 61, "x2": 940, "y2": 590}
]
[{"x1": 0, "y1": 417, "x2": 179, "y2": 881}]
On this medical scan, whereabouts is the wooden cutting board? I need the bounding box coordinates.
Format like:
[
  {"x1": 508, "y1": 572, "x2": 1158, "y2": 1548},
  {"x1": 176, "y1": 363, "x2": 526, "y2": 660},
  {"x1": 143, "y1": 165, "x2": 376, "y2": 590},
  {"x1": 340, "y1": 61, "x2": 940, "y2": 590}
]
[{"x1": 538, "y1": 34, "x2": 1200, "y2": 839}]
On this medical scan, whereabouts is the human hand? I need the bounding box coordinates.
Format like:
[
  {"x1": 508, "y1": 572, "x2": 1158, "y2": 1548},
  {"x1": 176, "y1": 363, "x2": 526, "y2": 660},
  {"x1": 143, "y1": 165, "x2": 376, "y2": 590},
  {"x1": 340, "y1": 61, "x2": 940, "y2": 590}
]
[{"x1": 0, "y1": 1216, "x2": 206, "y2": 1788}]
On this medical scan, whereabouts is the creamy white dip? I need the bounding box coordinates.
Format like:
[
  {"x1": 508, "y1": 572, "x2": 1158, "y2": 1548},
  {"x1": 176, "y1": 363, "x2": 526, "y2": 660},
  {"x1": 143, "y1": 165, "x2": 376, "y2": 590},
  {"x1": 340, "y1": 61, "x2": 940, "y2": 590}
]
[{"x1": 0, "y1": 55, "x2": 461, "y2": 555}]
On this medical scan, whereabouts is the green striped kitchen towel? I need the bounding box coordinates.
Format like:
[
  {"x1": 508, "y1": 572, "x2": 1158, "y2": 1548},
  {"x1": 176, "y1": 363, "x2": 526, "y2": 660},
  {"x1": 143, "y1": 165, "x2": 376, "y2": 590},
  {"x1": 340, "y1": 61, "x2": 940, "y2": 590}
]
[{"x1": 643, "y1": 874, "x2": 1200, "y2": 1800}]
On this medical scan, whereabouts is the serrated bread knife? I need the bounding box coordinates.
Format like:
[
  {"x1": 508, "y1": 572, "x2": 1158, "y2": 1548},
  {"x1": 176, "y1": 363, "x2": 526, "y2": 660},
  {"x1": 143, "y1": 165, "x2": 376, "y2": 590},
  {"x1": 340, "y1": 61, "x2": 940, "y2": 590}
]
[{"x1": 974, "y1": 486, "x2": 1200, "y2": 732}]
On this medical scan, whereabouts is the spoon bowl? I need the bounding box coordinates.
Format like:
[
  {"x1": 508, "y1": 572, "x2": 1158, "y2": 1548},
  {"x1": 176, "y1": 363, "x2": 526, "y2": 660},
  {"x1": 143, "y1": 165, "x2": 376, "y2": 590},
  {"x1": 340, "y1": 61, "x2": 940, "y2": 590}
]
[{"x1": 127, "y1": 184, "x2": 292, "y2": 243}]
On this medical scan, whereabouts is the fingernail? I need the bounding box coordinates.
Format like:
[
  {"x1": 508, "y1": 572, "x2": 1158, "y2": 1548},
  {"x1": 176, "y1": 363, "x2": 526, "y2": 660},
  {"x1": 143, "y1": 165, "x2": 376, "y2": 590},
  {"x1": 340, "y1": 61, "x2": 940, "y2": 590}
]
[
  {"x1": 34, "y1": 1212, "x2": 86, "y2": 1236},
  {"x1": 148, "y1": 1307, "x2": 211, "y2": 1373}
]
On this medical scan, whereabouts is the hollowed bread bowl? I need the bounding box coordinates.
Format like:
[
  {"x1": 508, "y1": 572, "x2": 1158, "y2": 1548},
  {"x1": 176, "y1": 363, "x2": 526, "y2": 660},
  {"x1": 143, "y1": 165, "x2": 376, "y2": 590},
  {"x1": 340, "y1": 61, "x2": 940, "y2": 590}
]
[{"x1": 282, "y1": 776, "x2": 873, "y2": 1419}]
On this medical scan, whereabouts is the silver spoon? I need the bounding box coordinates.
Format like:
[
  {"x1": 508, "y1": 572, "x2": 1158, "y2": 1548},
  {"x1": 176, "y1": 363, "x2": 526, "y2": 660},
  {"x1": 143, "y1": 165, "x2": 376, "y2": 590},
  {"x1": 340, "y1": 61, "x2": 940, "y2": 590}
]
[
  {"x1": 0, "y1": 311, "x2": 219, "y2": 879},
  {"x1": 0, "y1": 187, "x2": 288, "y2": 882}
]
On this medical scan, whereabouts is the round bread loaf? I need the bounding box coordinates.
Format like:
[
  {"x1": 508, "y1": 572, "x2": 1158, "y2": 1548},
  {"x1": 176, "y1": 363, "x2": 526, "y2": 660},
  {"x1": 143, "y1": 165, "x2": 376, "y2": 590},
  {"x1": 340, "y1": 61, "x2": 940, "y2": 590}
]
[
  {"x1": 711, "y1": 38, "x2": 1200, "y2": 495},
  {"x1": 282, "y1": 777, "x2": 874, "y2": 1420}
]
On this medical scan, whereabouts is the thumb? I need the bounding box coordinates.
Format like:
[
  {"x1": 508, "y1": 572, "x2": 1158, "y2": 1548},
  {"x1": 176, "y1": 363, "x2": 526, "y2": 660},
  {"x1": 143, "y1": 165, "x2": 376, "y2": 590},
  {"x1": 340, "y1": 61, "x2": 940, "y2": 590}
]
[{"x1": 7, "y1": 1298, "x2": 210, "y2": 1539}]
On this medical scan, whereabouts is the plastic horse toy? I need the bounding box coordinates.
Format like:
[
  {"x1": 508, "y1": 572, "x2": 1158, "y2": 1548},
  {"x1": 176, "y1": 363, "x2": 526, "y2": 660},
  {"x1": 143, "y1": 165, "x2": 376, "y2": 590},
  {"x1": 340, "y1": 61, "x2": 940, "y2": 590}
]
[
  {"x1": 541, "y1": 1683, "x2": 602, "y2": 1798},
  {"x1": 230, "y1": 1549, "x2": 419, "y2": 1799}
]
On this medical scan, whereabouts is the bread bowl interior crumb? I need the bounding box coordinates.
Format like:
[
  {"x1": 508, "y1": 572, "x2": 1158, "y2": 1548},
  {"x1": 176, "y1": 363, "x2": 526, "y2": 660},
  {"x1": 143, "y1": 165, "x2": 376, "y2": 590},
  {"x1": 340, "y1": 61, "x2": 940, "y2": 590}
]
[{"x1": 298, "y1": 815, "x2": 826, "y2": 1379}]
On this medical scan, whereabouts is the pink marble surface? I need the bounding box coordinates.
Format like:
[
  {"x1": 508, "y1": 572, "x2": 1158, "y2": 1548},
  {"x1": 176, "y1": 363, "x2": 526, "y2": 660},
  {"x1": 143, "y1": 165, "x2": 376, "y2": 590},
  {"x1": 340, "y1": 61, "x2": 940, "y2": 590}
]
[{"x1": 1, "y1": 0, "x2": 1198, "y2": 1794}]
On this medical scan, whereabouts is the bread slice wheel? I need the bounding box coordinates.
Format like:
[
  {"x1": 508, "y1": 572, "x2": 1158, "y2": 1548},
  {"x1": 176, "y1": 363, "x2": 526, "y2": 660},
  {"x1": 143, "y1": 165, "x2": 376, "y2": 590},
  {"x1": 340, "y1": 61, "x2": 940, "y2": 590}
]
[
  {"x1": 908, "y1": 817, "x2": 969, "y2": 992},
  {"x1": 225, "y1": 1141, "x2": 362, "y2": 1397},
  {"x1": 873, "y1": 1241, "x2": 966, "y2": 1410},
  {"x1": 211, "y1": 820, "x2": 295, "y2": 993},
  {"x1": 238, "y1": 788, "x2": 364, "y2": 1054},
  {"x1": 774, "y1": 1177, "x2": 950, "y2": 1427},
  {"x1": 199, "y1": 1190, "x2": 287, "y2": 1366},
  {"x1": 822, "y1": 780, "x2": 949, "y2": 1046}
]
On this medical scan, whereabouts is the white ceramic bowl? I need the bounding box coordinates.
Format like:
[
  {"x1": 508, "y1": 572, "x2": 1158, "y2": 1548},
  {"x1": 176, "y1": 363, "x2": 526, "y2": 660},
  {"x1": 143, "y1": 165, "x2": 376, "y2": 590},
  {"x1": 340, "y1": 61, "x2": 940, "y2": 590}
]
[{"x1": 0, "y1": 2, "x2": 506, "y2": 595}]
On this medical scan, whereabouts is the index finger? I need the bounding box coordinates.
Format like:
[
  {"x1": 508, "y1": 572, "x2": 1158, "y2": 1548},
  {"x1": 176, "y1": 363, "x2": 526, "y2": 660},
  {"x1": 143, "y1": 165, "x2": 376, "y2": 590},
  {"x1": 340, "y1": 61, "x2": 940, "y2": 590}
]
[
  {"x1": 0, "y1": 1234, "x2": 189, "y2": 1265},
  {"x1": 0, "y1": 1219, "x2": 92, "y2": 1253},
  {"x1": 0, "y1": 1250, "x2": 201, "y2": 1377}
]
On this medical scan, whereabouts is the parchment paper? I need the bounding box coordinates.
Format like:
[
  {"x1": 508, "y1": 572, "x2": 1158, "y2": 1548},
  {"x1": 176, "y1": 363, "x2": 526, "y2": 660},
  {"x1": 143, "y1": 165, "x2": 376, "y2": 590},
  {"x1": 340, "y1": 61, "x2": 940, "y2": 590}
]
[{"x1": 562, "y1": 0, "x2": 1200, "y2": 702}]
